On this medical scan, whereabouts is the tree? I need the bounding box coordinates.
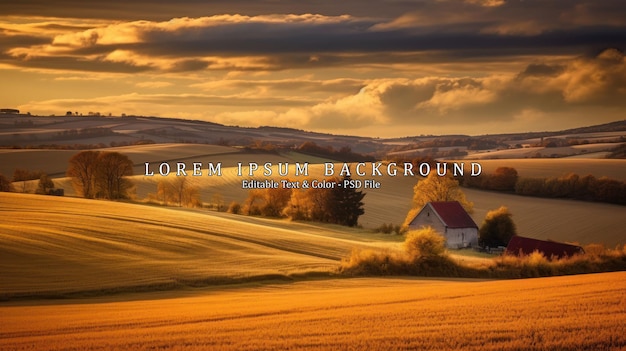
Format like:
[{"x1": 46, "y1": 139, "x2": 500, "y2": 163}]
[
  {"x1": 483, "y1": 167, "x2": 518, "y2": 191},
  {"x1": 281, "y1": 177, "x2": 365, "y2": 227},
  {"x1": 67, "y1": 151, "x2": 100, "y2": 198},
  {"x1": 36, "y1": 173, "x2": 54, "y2": 195},
  {"x1": 12, "y1": 168, "x2": 43, "y2": 193},
  {"x1": 404, "y1": 173, "x2": 473, "y2": 227},
  {"x1": 328, "y1": 175, "x2": 365, "y2": 227},
  {"x1": 94, "y1": 152, "x2": 134, "y2": 199},
  {"x1": 67, "y1": 151, "x2": 134, "y2": 200},
  {"x1": 478, "y1": 206, "x2": 517, "y2": 248},
  {"x1": 156, "y1": 177, "x2": 201, "y2": 207},
  {"x1": 260, "y1": 187, "x2": 292, "y2": 217},
  {"x1": 0, "y1": 173, "x2": 14, "y2": 192}
]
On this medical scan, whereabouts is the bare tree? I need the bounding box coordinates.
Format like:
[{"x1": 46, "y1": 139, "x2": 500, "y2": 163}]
[
  {"x1": 67, "y1": 151, "x2": 134, "y2": 199},
  {"x1": 0, "y1": 173, "x2": 14, "y2": 192},
  {"x1": 157, "y1": 177, "x2": 201, "y2": 207},
  {"x1": 67, "y1": 151, "x2": 100, "y2": 198},
  {"x1": 94, "y1": 152, "x2": 134, "y2": 199}
]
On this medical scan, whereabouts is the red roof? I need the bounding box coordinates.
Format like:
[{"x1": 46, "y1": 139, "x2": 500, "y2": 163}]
[
  {"x1": 427, "y1": 201, "x2": 477, "y2": 229},
  {"x1": 505, "y1": 235, "x2": 584, "y2": 259}
]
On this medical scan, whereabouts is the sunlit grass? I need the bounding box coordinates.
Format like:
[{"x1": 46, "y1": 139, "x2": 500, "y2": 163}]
[
  {"x1": 1, "y1": 273, "x2": 624, "y2": 350},
  {"x1": 0, "y1": 192, "x2": 393, "y2": 299}
]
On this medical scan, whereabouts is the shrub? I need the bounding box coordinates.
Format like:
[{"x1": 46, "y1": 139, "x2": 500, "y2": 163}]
[
  {"x1": 374, "y1": 223, "x2": 394, "y2": 234},
  {"x1": 479, "y1": 206, "x2": 517, "y2": 247},
  {"x1": 404, "y1": 227, "x2": 446, "y2": 260},
  {"x1": 227, "y1": 201, "x2": 242, "y2": 215}
]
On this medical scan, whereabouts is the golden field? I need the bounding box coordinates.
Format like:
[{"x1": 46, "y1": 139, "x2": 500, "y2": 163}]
[
  {"x1": 1, "y1": 190, "x2": 624, "y2": 350},
  {"x1": 0, "y1": 192, "x2": 397, "y2": 299},
  {"x1": 1, "y1": 273, "x2": 624, "y2": 351}
]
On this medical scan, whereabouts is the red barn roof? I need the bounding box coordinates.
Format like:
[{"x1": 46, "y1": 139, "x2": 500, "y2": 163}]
[
  {"x1": 426, "y1": 201, "x2": 477, "y2": 229},
  {"x1": 505, "y1": 235, "x2": 584, "y2": 259}
]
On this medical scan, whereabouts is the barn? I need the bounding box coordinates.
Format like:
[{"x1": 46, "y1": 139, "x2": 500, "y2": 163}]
[
  {"x1": 505, "y1": 235, "x2": 584, "y2": 259},
  {"x1": 407, "y1": 201, "x2": 478, "y2": 249}
]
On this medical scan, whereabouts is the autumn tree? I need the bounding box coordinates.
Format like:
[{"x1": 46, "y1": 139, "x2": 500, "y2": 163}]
[
  {"x1": 478, "y1": 206, "x2": 517, "y2": 248},
  {"x1": 483, "y1": 167, "x2": 518, "y2": 191},
  {"x1": 67, "y1": 151, "x2": 134, "y2": 200},
  {"x1": 404, "y1": 173, "x2": 473, "y2": 227},
  {"x1": 242, "y1": 189, "x2": 264, "y2": 215},
  {"x1": 242, "y1": 187, "x2": 292, "y2": 217},
  {"x1": 260, "y1": 187, "x2": 292, "y2": 217},
  {"x1": 36, "y1": 173, "x2": 55, "y2": 195},
  {"x1": 67, "y1": 151, "x2": 100, "y2": 198},
  {"x1": 94, "y1": 152, "x2": 134, "y2": 199},
  {"x1": 0, "y1": 173, "x2": 14, "y2": 192},
  {"x1": 282, "y1": 177, "x2": 365, "y2": 227},
  {"x1": 156, "y1": 177, "x2": 202, "y2": 207}
]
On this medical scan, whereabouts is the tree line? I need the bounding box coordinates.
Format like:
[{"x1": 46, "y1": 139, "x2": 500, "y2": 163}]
[
  {"x1": 230, "y1": 176, "x2": 366, "y2": 227},
  {"x1": 66, "y1": 150, "x2": 134, "y2": 199},
  {"x1": 0, "y1": 168, "x2": 55, "y2": 195},
  {"x1": 460, "y1": 167, "x2": 626, "y2": 205}
]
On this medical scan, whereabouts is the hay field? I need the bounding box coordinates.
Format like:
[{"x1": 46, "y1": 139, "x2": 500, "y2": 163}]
[
  {"x1": 1, "y1": 272, "x2": 624, "y2": 351},
  {"x1": 0, "y1": 193, "x2": 397, "y2": 299}
]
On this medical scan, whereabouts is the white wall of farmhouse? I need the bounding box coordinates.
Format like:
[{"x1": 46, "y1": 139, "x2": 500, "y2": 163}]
[
  {"x1": 444, "y1": 227, "x2": 478, "y2": 249},
  {"x1": 408, "y1": 204, "x2": 478, "y2": 249},
  {"x1": 408, "y1": 207, "x2": 446, "y2": 235}
]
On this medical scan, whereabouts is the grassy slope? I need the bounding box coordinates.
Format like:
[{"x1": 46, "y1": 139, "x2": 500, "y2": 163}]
[
  {"x1": 0, "y1": 193, "x2": 398, "y2": 299},
  {"x1": 1, "y1": 272, "x2": 624, "y2": 351}
]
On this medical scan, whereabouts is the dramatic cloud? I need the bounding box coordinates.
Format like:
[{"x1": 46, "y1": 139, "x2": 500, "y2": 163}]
[{"x1": 1, "y1": 1, "x2": 625, "y2": 136}]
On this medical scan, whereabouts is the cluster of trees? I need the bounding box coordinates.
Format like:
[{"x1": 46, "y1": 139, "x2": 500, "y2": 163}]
[
  {"x1": 54, "y1": 127, "x2": 115, "y2": 140},
  {"x1": 147, "y1": 177, "x2": 202, "y2": 208},
  {"x1": 232, "y1": 176, "x2": 366, "y2": 227},
  {"x1": 66, "y1": 151, "x2": 134, "y2": 199},
  {"x1": 462, "y1": 167, "x2": 626, "y2": 205},
  {"x1": 515, "y1": 173, "x2": 626, "y2": 205},
  {"x1": 389, "y1": 137, "x2": 506, "y2": 154},
  {"x1": 461, "y1": 166, "x2": 519, "y2": 192},
  {"x1": 0, "y1": 169, "x2": 55, "y2": 195},
  {"x1": 12, "y1": 168, "x2": 46, "y2": 192}
]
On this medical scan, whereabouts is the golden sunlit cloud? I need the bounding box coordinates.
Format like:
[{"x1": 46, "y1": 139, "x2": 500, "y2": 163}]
[{"x1": 1, "y1": 1, "x2": 624, "y2": 137}]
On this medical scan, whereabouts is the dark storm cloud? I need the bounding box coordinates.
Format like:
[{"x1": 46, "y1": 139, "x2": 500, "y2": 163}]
[
  {"x1": 0, "y1": 31, "x2": 50, "y2": 50},
  {"x1": 2, "y1": 0, "x2": 625, "y2": 73},
  {"x1": 5, "y1": 55, "x2": 153, "y2": 73}
]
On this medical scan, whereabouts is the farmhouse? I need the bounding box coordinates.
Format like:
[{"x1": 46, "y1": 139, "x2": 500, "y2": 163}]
[
  {"x1": 505, "y1": 235, "x2": 584, "y2": 259},
  {"x1": 407, "y1": 201, "x2": 478, "y2": 249}
]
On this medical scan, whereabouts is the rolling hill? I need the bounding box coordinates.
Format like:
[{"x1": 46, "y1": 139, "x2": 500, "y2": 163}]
[{"x1": 0, "y1": 192, "x2": 398, "y2": 299}]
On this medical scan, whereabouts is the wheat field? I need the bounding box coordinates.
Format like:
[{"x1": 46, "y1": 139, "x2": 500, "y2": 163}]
[
  {"x1": 0, "y1": 192, "x2": 399, "y2": 299},
  {"x1": 1, "y1": 273, "x2": 624, "y2": 350}
]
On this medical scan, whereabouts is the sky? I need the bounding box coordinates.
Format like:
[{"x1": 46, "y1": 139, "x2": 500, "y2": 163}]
[{"x1": 0, "y1": 0, "x2": 625, "y2": 137}]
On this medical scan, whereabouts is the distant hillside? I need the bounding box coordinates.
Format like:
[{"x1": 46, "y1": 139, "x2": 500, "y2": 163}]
[{"x1": 1, "y1": 114, "x2": 625, "y2": 158}]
